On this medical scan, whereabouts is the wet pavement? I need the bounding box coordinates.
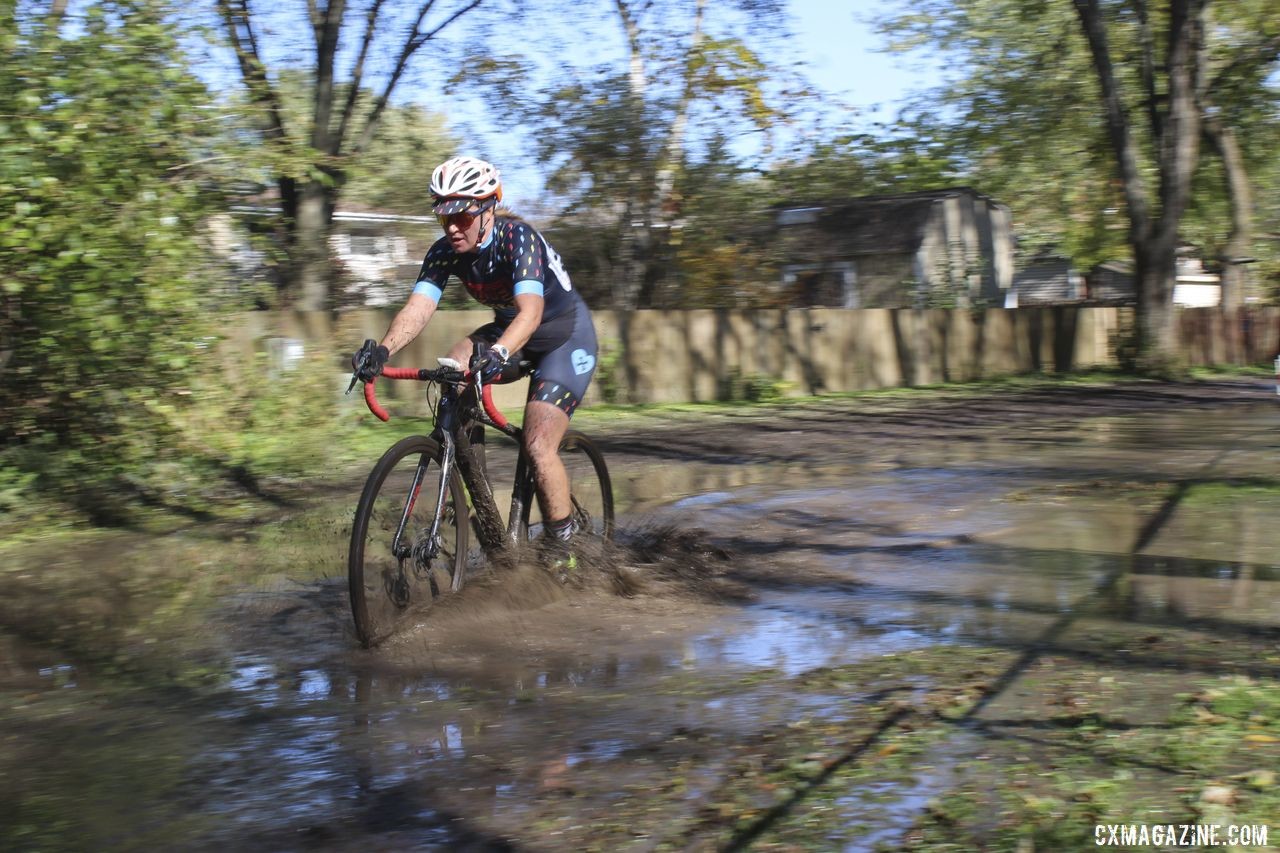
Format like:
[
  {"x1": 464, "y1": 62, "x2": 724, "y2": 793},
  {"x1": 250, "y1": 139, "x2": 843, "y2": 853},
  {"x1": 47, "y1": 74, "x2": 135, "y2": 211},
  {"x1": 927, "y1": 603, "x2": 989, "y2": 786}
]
[{"x1": 3, "y1": 384, "x2": 1280, "y2": 850}]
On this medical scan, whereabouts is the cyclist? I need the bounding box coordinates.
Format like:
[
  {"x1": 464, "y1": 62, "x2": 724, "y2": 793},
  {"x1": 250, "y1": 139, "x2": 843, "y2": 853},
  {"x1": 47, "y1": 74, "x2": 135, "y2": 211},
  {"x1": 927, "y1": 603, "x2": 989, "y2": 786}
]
[{"x1": 351, "y1": 155, "x2": 599, "y2": 561}]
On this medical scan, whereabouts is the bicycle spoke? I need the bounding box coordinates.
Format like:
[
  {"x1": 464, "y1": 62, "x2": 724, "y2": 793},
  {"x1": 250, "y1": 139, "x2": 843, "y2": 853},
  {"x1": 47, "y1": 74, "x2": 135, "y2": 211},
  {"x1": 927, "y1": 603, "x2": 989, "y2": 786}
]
[
  {"x1": 349, "y1": 437, "x2": 469, "y2": 647},
  {"x1": 520, "y1": 431, "x2": 614, "y2": 544}
]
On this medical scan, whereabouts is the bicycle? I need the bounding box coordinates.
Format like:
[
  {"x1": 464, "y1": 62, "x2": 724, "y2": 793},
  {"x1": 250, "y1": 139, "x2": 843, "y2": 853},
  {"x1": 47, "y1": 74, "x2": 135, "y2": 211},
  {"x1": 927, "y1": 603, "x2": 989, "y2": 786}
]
[{"x1": 346, "y1": 356, "x2": 615, "y2": 648}]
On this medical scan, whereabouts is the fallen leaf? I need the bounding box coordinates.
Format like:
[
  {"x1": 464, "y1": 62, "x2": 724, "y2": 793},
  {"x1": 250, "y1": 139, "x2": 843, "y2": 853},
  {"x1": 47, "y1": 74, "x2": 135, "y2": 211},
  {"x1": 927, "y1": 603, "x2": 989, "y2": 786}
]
[
  {"x1": 1199, "y1": 785, "x2": 1236, "y2": 805},
  {"x1": 1193, "y1": 707, "x2": 1228, "y2": 724},
  {"x1": 1246, "y1": 770, "x2": 1275, "y2": 790}
]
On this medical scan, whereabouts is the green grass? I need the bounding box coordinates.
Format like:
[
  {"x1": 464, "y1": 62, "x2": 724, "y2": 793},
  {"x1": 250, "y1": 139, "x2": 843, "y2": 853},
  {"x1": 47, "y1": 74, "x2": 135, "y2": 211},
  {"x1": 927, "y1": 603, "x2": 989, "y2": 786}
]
[
  {"x1": 1184, "y1": 479, "x2": 1280, "y2": 503},
  {"x1": 563, "y1": 368, "x2": 1175, "y2": 435},
  {"x1": 1, "y1": 368, "x2": 1269, "y2": 543},
  {"x1": 1189, "y1": 363, "x2": 1275, "y2": 379}
]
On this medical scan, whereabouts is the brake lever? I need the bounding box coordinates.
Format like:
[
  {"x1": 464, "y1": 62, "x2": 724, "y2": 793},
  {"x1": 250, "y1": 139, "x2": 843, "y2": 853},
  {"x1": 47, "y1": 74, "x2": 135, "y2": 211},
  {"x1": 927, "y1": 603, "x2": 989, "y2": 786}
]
[{"x1": 347, "y1": 348, "x2": 373, "y2": 395}]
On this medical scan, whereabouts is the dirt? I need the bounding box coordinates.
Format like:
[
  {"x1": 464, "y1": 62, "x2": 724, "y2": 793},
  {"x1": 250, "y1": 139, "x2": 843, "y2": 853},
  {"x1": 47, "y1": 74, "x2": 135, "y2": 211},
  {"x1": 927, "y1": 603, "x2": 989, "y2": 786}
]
[{"x1": 4, "y1": 377, "x2": 1280, "y2": 851}]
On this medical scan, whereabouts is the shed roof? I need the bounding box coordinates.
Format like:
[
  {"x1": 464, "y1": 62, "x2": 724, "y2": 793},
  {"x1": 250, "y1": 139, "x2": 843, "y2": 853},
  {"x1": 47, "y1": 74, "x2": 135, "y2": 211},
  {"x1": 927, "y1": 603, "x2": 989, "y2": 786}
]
[{"x1": 776, "y1": 187, "x2": 1000, "y2": 256}]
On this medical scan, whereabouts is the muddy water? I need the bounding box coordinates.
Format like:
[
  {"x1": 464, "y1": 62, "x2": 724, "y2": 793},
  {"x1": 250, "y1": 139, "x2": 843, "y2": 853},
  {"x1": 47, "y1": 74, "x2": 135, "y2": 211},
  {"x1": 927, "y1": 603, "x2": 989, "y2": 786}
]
[{"x1": 3, "y1": 397, "x2": 1280, "y2": 850}]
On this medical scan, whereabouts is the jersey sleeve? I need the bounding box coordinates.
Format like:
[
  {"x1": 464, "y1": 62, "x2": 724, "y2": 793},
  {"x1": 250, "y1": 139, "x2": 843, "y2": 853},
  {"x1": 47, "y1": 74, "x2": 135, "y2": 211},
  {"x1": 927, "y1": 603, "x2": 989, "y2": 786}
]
[
  {"x1": 412, "y1": 238, "x2": 454, "y2": 304},
  {"x1": 504, "y1": 221, "x2": 547, "y2": 299}
]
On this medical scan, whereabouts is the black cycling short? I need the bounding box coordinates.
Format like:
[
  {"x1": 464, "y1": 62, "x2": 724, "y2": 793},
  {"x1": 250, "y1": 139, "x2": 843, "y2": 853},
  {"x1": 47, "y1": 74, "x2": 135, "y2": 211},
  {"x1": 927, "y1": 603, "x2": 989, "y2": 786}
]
[{"x1": 468, "y1": 298, "x2": 598, "y2": 417}]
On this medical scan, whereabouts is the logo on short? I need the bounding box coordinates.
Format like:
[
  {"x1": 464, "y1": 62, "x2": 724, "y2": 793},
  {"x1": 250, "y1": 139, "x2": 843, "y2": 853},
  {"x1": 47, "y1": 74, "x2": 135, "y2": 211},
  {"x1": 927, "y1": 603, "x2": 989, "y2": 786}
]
[{"x1": 571, "y1": 348, "x2": 596, "y2": 375}]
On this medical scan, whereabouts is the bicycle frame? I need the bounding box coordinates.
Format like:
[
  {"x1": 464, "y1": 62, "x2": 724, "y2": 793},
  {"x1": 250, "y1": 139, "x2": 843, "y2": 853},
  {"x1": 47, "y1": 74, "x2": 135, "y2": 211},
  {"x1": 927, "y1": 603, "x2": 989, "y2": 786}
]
[{"x1": 363, "y1": 364, "x2": 537, "y2": 560}]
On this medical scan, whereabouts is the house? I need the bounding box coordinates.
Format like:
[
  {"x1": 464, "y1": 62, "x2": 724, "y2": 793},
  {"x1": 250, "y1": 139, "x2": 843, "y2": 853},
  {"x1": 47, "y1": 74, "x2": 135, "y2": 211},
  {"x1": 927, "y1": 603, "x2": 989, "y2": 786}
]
[
  {"x1": 1086, "y1": 260, "x2": 1137, "y2": 305},
  {"x1": 774, "y1": 187, "x2": 1014, "y2": 309},
  {"x1": 1084, "y1": 256, "x2": 1224, "y2": 307},
  {"x1": 1171, "y1": 257, "x2": 1222, "y2": 308},
  {"x1": 1010, "y1": 254, "x2": 1085, "y2": 306},
  {"x1": 327, "y1": 208, "x2": 433, "y2": 306},
  {"x1": 211, "y1": 204, "x2": 434, "y2": 307}
]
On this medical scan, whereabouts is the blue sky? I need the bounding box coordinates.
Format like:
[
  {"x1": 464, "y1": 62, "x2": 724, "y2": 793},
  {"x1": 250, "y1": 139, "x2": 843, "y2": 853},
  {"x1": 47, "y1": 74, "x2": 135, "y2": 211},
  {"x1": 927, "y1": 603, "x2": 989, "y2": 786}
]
[{"x1": 789, "y1": 0, "x2": 936, "y2": 120}]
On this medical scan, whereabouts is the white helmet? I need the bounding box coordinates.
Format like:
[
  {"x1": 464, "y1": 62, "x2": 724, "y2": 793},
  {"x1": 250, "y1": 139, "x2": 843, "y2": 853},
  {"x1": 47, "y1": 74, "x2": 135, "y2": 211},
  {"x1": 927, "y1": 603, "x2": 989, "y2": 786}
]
[{"x1": 430, "y1": 156, "x2": 502, "y2": 214}]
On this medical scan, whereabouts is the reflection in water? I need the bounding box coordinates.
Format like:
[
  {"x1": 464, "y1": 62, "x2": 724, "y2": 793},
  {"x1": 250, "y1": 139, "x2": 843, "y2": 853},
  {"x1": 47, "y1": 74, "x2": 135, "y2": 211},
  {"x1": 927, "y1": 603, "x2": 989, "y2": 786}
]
[
  {"x1": 840, "y1": 732, "x2": 979, "y2": 853},
  {"x1": 691, "y1": 600, "x2": 934, "y2": 677}
]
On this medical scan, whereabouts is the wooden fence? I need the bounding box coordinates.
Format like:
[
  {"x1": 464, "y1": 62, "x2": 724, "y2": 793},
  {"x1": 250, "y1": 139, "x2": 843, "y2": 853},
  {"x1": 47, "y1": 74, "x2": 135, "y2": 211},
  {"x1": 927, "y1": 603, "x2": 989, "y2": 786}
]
[{"x1": 223, "y1": 306, "x2": 1280, "y2": 410}]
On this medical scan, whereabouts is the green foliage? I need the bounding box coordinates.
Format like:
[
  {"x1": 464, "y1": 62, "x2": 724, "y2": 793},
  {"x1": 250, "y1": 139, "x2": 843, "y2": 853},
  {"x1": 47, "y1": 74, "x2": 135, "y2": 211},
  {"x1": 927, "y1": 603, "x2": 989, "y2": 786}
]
[
  {"x1": 719, "y1": 369, "x2": 790, "y2": 403},
  {"x1": 668, "y1": 152, "x2": 779, "y2": 308},
  {"x1": 0, "y1": 1, "x2": 230, "y2": 522},
  {"x1": 768, "y1": 121, "x2": 964, "y2": 205},
  {"x1": 223, "y1": 69, "x2": 461, "y2": 217},
  {"x1": 341, "y1": 100, "x2": 461, "y2": 215},
  {"x1": 592, "y1": 338, "x2": 625, "y2": 404},
  {"x1": 0, "y1": 463, "x2": 37, "y2": 516},
  {"x1": 875, "y1": 0, "x2": 1131, "y2": 270},
  {"x1": 183, "y1": 347, "x2": 362, "y2": 479},
  {"x1": 878, "y1": 0, "x2": 1280, "y2": 274},
  {"x1": 459, "y1": 2, "x2": 799, "y2": 309}
]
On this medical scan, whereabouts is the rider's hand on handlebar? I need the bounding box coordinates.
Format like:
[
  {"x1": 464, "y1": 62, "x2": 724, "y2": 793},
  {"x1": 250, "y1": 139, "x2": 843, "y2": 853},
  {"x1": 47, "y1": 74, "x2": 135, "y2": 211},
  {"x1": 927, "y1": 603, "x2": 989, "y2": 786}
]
[
  {"x1": 351, "y1": 339, "x2": 390, "y2": 383},
  {"x1": 471, "y1": 342, "x2": 509, "y2": 381}
]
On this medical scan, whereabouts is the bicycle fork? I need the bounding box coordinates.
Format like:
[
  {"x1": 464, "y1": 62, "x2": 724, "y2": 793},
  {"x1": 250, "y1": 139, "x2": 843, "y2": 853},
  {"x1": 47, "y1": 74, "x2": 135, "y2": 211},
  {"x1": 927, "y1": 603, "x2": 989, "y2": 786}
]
[
  {"x1": 418, "y1": 436, "x2": 458, "y2": 576},
  {"x1": 508, "y1": 452, "x2": 536, "y2": 546},
  {"x1": 451, "y1": 426, "x2": 514, "y2": 561}
]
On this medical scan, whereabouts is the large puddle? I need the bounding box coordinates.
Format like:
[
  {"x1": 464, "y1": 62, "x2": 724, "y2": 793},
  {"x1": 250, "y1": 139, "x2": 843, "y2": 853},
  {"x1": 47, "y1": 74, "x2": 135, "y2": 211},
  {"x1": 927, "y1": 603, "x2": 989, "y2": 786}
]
[{"x1": 3, "y1": 401, "x2": 1280, "y2": 849}]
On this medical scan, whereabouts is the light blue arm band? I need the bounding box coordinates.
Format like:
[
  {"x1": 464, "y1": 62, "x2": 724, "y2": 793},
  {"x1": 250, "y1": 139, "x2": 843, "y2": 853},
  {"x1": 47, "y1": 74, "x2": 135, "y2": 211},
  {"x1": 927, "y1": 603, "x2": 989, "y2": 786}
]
[
  {"x1": 412, "y1": 280, "x2": 443, "y2": 304},
  {"x1": 514, "y1": 279, "x2": 545, "y2": 298}
]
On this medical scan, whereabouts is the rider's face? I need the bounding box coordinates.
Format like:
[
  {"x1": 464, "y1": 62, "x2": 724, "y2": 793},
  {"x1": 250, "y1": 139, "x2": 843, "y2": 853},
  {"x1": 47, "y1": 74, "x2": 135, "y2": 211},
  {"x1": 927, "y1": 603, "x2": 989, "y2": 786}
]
[{"x1": 439, "y1": 206, "x2": 488, "y2": 253}]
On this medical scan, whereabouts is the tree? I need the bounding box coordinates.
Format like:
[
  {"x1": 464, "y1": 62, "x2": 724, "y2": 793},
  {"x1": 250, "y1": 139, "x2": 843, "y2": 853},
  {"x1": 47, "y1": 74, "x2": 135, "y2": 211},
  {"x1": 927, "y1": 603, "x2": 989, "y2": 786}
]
[
  {"x1": 0, "y1": 0, "x2": 227, "y2": 519},
  {"x1": 1194, "y1": 0, "x2": 1280, "y2": 309},
  {"x1": 215, "y1": 0, "x2": 485, "y2": 310},
  {"x1": 341, "y1": 99, "x2": 461, "y2": 215},
  {"x1": 877, "y1": 1, "x2": 1133, "y2": 269},
  {"x1": 878, "y1": 0, "x2": 1280, "y2": 371},
  {"x1": 1073, "y1": 0, "x2": 1208, "y2": 371},
  {"x1": 463, "y1": 0, "x2": 796, "y2": 309}
]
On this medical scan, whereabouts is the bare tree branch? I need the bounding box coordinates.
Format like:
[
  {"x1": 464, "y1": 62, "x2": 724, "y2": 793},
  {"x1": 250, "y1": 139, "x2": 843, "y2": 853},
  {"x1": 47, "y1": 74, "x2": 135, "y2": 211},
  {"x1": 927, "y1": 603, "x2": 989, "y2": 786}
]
[
  {"x1": 216, "y1": 0, "x2": 488, "y2": 308},
  {"x1": 352, "y1": 0, "x2": 487, "y2": 156},
  {"x1": 615, "y1": 0, "x2": 648, "y2": 97},
  {"x1": 419, "y1": 0, "x2": 485, "y2": 46},
  {"x1": 336, "y1": 0, "x2": 387, "y2": 152},
  {"x1": 312, "y1": 0, "x2": 347, "y2": 155},
  {"x1": 216, "y1": 0, "x2": 290, "y2": 147}
]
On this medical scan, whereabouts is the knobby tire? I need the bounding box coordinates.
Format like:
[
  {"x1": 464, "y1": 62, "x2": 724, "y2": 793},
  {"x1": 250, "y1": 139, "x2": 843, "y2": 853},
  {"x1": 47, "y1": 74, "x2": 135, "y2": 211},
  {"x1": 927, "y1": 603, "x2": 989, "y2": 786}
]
[
  {"x1": 348, "y1": 435, "x2": 469, "y2": 647},
  {"x1": 519, "y1": 430, "x2": 615, "y2": 542}
]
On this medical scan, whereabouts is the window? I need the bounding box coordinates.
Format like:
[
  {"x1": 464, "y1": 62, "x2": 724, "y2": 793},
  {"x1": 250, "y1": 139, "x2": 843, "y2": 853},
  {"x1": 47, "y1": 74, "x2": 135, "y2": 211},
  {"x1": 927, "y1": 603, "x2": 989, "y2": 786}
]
[
  {"x1": 782, "y1": 262, "x2": 858, "y2": 308},
  {"x1": 777, "y1": 207, "x2": 823, "y2": 226},
  {"x1": 348, "y1": 234, "x2": 379, "y2": 257}
]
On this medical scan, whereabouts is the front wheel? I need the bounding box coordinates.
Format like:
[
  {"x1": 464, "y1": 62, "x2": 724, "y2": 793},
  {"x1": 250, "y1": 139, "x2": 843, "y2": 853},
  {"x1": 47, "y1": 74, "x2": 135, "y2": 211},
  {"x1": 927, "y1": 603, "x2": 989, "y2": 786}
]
[
  {"x1": 520, "y1": 430, "x2": 615, "y2": 543},
  {"x1": 348, "y1": 435, "x2": 469, "y2": 647}
]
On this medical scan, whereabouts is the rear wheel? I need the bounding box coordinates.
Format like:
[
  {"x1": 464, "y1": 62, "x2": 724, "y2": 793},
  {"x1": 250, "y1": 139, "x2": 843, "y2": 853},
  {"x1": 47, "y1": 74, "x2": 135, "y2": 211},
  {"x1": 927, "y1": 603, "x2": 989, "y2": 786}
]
[
  {"x1": 348, "y1": 435, "x2": 468, "y2": 647},
  {"x1": 521, "y1": 430, "x2": 615, "y2": 543}
]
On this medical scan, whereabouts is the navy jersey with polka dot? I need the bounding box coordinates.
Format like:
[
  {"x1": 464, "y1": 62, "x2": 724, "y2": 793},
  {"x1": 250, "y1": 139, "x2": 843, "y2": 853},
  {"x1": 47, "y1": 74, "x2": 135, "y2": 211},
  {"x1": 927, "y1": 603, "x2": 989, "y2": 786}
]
[{"x1": 412, "y1": 217, "x2": 576, "y2": 324}]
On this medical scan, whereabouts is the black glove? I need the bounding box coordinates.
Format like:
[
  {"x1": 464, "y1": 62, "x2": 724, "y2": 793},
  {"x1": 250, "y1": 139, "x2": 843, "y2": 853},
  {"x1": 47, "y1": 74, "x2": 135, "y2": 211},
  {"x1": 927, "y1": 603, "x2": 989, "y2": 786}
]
[
  {"x1": 471, "y1": 342, "x2": 509, "y2": 381},
  {"x1": 351, "y1": 339, "x2": 390, "y2": 383}
]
